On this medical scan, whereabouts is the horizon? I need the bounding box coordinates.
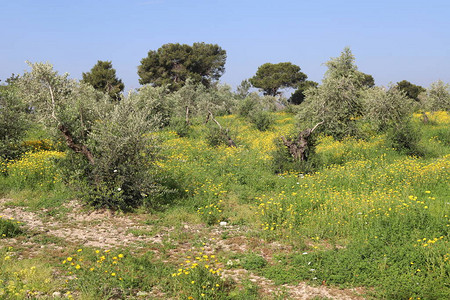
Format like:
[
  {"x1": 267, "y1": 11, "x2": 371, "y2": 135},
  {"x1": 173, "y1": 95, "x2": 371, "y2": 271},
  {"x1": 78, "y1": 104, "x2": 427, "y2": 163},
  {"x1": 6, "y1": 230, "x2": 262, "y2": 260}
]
[{"x1": 1, "y1": 0, "x2": 449, "y2": 93}]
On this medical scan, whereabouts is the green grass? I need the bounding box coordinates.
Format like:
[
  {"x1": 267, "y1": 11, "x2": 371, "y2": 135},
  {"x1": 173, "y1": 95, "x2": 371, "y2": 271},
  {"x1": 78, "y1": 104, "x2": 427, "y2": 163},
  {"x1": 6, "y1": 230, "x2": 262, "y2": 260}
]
[
  {"x1": 0, "y1": 111, "x2": 448, "y2": 299},
  {"x1": 0, "y1": 217, "x2": 23, "y2": 238}
]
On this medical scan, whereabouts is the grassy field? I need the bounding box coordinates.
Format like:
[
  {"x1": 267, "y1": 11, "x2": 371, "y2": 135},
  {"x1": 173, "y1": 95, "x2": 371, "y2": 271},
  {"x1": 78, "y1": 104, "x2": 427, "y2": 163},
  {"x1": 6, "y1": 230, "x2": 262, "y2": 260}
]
[{"x1": 0, "y1": 111, "x2": 449, "y2": 299}]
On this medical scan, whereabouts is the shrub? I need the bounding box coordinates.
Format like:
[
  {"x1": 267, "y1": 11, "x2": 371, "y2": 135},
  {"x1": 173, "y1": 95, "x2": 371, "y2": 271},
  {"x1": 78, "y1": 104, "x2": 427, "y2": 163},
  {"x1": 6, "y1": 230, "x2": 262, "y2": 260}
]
[
  {"x1": 238, "y1": 93, "x2": 276, "y2": 131},
  {"x1": 77, "y1": 96, "x2": 179, "y2": 210},
  {"x1": 238, "y1": 95, "x2": 259, "y2": 118},
  {"x1": 362, "y1": 86, "x2": 414, "y2": 132},
  {"x1": 386, "y1": 122, "x2": 423, "y2": 156},
  {"x1": 166, "y1": 81, "x2": 237, "y2": 125},
  {"x1": 206, "y1": 124, "x2": 235, "y2": 148},
  {"x1": 249, "y1": 110, "x2": 275, "y2": 131},
  {"x1": 297, "y1": 48, "x2": 367, "y2": 140},
  {"x1": 169, "y1": 117, "x2": 192, "y2": 137},
  {"x1": 419, "y1": 80, "x2": 450, "y2": 112}
]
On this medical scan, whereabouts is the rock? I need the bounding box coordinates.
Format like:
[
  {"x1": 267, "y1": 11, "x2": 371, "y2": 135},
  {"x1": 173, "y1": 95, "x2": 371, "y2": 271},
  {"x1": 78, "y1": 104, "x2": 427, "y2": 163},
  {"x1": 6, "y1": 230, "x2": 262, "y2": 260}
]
[
  {"x1": 52, "y1": 291, "x2": 62, "y2": 298},
  {"x1": 219, "y1": 221, "x2": 227, "y2": 226}
]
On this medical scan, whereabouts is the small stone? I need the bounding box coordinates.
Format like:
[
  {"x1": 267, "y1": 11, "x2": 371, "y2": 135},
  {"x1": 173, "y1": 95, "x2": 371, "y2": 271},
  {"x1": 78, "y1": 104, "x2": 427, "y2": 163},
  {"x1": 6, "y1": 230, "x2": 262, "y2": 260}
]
[
  {"x1": 52, "y1": 291, "x2": 62, "y2": 298},
  {"x1": 219, "y1": 221, "x2": 227, "y2": 226},
  {"x1": 136, "y1": 291, "x2": 149, "y2": 297}
]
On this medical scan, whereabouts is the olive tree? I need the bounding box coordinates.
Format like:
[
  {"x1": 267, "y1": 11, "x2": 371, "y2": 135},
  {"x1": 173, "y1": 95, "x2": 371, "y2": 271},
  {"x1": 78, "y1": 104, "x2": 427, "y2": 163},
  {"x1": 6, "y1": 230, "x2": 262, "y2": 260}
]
[
  {"x1": 419, "y1": 80, "x2": 450, "y2": 111},
  {"x1": 275, "y1": 48, "x2": 370, "y2": 172},
  {"x1": 18, "y1": 62, "x2": 110, "y2": 165},
  {"x1": 361, "y1": 85, "x2": 420, "y2": 154},
  {"x1": 0, "y1": 82, "x2": 29, "y2": 159},
  {"x1": 18, "y1": 62, "x2": 175, "y2": 210},
  {"x1": 167, "y1": 80, "x2": 237, "y2": 125},
  {"x1": 297, "y1": 48, "x2": 366, "y2": 139},
  {"x1": 361, "y1": 86, "x2": 414, "y2": 131}
]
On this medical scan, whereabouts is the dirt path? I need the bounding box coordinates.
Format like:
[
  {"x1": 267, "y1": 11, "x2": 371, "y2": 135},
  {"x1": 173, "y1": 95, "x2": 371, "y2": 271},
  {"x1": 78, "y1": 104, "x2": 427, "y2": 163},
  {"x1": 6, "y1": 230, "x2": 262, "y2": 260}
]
[
  {"x1": 0, "y1": 198, "x2": 365, "y2": 299},
  {"x1": 0, "y1": 198, "x2": 160, "y2": 248}
]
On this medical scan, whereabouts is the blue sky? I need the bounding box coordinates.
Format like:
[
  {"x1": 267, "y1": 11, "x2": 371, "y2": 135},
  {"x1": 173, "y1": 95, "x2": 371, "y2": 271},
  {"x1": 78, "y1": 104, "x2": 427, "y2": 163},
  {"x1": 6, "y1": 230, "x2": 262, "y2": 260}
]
[{"x1": 1, "y1": 0, "x2": 449, "y2": 92}]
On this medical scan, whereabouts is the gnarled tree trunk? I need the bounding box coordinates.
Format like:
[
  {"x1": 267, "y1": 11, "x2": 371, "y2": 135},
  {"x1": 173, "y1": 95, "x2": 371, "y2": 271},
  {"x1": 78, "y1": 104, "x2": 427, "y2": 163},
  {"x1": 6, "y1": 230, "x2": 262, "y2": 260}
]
[
  {"x1": 58, "y1": 124, "x2": 95, "y2": 165},
  {"x1": 281, "y1": 121, "x2": 323, "y2": 162},
  {"x1": 205, "y1": 111, "x2": 236, "y2": 147}
]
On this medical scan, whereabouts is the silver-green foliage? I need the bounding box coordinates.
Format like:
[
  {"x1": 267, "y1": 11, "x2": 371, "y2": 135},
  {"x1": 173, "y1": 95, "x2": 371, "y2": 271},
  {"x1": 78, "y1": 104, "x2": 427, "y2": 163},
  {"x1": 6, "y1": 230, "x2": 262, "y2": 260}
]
[
  {"x1": 238, "y1": 93, "x2": 277, "y2": 131},
  {"x1": 18, "y1": 62, "x2": 172, "y2": 209},
  {"x1": 361, "y1": 86, "x2": 414, "y2": 131},
  {"x1": 361, "y1": 86, "x2": 420, "y2": 153},
  {"x1": 18, "y1": 62, "x2": 111, "y2": 144},
  {"x1": 129, "y1": 85, "x2": 173, "y2": 127},
  {"x1": 297, "y1": 48, "x2": 365, "y2": 139},
  {"x1": 419, "y1": 80, "x2": 450, "y2": 111},
  {"x1": 167, "y1": 80, "x2": 237, "y2": 121},
  {"x1": 0, "y1": 83, "x2": 29, "y2": 159},
  {"x1": 86, "y1": 94, "x2": 167, "y2": 209}
]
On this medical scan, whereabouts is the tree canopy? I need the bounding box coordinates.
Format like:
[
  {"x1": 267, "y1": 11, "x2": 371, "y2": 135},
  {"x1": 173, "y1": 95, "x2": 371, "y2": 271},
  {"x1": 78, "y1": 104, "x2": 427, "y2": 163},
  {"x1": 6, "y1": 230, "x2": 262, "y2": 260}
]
[
  {"x1": 289, "y1": 80, "x2": 318, "y2": 105},
  {"x1": 395, "y1": 80, "x2": 425, "y2": 101},
  {"x1": 249, "y1": 62, "x2": 307, "y2": 96},
  {"x1": 82, "y1": 60, "x2": 124, "y2": 101},
  {"x1": 359, "y1": 72, "x2": 375, "y2": 88},
  {"x1": 138, "y1": 43, "x2": 226, "y2": 91},
  {"x1": 297, "y1": 47, "x2": 366, "y2": 139},
  {"x1": 419, "y1": 80, "x2": 450, "y2": 111},
  {"x1": 0, "y1": 80, "x2": 29, "y2": 159},
  {"x1": 18, "y1": 62, "x2": 170, "y2": 209}
]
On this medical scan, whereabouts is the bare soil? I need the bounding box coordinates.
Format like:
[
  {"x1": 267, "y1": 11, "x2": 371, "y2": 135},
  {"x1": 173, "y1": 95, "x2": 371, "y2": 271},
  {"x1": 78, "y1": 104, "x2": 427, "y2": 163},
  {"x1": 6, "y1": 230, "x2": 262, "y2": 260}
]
[{"x1": 0, "y1": 198, "x2": 365, "y2": 299}]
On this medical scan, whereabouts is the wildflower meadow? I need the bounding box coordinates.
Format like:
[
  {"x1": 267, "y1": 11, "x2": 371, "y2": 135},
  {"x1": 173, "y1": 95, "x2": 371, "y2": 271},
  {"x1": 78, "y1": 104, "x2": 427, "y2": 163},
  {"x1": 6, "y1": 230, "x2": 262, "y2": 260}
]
[{"x1": 1, "y1": 109, "x2": 448, "y2": 299}]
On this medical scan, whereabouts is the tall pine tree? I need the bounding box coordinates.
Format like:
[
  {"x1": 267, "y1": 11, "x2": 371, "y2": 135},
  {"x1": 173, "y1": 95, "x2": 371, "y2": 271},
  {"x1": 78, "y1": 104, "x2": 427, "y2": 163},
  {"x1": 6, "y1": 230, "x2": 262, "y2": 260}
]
[{"x1": 82, "y1": 60, "x2": 124, "y2": 101}]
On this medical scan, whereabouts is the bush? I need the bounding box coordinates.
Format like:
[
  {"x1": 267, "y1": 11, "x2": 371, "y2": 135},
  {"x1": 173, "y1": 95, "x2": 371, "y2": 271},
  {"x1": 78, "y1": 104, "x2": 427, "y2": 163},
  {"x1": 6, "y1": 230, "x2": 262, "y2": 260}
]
[
  {"x1": 206, "y1": 124, "x2": 235, "y2": 147},
  {"x1": 419, "y1": 80, "x2": 450, "y2": 111},
  {"x1": 361, "y1": 86, "x2": 414, "y2": 132},
  {"x1": 238, "y1": 93, "x2": 276, "y2": 131},
  {"x1": 386, "y1": 122, "x2": 423, "y2": 156},
  {"x1": 238, "y1": 95, "x2": 259, "y2": 118},
  {"x1": 296, "y1": 48, "x2": 365, "y2": 140},
  {"x1": 130, "y1": 84, "x2": 173, "y2": 127},
  {"x1": 78, "y1": 96, "x2": 179, "y2": 210},
  {"x1": 249, "y1": 110, "x2": 275, "y2": 131},
  {"x1": 169, "y1": 117, "x2": 191, "y2": 137},
  {"x1": 167, "y1": 81, "x2": 237, "y2": 124}
]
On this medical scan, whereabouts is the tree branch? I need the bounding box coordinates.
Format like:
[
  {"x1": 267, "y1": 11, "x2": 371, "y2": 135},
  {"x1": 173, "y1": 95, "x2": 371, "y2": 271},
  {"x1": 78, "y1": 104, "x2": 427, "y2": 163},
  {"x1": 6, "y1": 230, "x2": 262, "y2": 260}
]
[
  {"x1": 58, "y1": 124, "x2": 95, "y2": 165},
  {"x1": 310, "y1": 121, "x2": 324, "y2": 134},
  {"x1": 47, "y1": 83, "x2": 59, "y2": 123},
  {"x1": 206, "y1": 110, "x2": 235, "y2": 147}
]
